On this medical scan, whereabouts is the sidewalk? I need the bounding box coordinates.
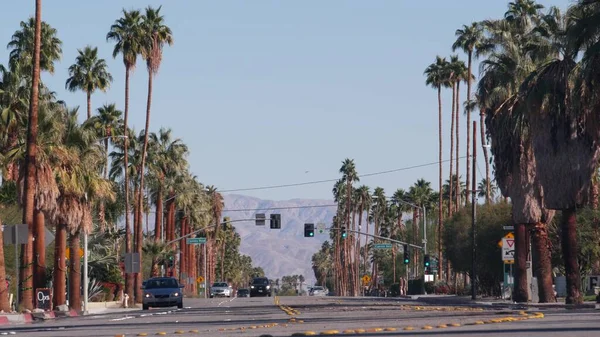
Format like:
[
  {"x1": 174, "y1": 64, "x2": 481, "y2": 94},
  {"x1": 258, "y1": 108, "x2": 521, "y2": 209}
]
[{"x1": 0, "y1": 302, "x2": 141, "y2": 325}]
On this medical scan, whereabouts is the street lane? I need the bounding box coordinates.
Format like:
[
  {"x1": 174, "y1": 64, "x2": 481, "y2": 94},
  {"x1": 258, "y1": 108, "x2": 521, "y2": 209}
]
[{"x1": 0, "y1": 296, "x2": 597, "y2": 337}]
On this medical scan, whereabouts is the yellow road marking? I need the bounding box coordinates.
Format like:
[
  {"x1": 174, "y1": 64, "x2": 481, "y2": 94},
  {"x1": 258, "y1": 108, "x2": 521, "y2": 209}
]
[
  {"x1": 403, "y1": 327, "x2": 414, "y2": 330},
  {"x1": 320, "y1": 330, "x2": 340, "y2": 335}
]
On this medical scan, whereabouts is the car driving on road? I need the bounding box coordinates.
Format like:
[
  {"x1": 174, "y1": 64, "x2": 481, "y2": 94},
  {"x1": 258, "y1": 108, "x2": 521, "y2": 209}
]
[
  {"x1": 142, "y1": 277, "x2": 184, "y2": 310},
  {"x1": 250, "y1": 277, "x2": 271, "y2": 297},
  {"x1": 309, "y1": 286, "x2": 328, "y2": 296},
  {"x1": 210, "y1": 282, "x2": 233, "y2": 298},
  {"x1": 237, "y1": 288, "x2": 250, "y2": 297}
]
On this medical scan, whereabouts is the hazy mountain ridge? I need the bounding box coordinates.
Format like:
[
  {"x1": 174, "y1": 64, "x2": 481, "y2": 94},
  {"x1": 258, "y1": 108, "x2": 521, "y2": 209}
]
[{"x1": 222, "y1": 194, "x2": 337, "y2": 284}]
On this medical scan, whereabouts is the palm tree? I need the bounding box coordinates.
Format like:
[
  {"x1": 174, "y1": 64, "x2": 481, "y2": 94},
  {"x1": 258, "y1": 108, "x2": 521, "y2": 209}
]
[
  {"x1": 206, "y1": 185, "x2": 224, "y2": 286},
  {"x1": 83, "y1": 103, "x2": 123, "y2": 230},
  {"x1": 449, "y1": 57, "x2": 469, "y2": 210},
  {"x1": 340, "y1": 159, "x2": 359, "y2": 296},
  {"x1": 369, "y1": 187, "x2": 386, "y2": 287},
  {"x1": 424, "y1": 56, "x2": 448, "y2": 271},
  {"x1": 355, "y1": 185, "x2": 371, "y2": 287},
  {"x1": 107, "y1": 8, "x2": 143, "y2": 301},
  {"x1": 51, "y1": 107, "x2": 115, "y2": 311},
  {"x1": 135, "y1": 5, "x2": 174, "y2": 301},
  {"x1": 477, "y1": 178, "x2": 497, "y2": 201},
  {"x1": 7, "y1": 17, "x2": 62, "y2": 76},
  {"x1": 65, "y1": 46, "x2": 113, "y2": 119},
  {"x1": 453, "y1": 22, "x2": 484, "y2": 207},
  {"x1": 18, "y1": 0, "x2": 43, "y2": 310},
  {"x1": 147, "y1": 128, "x2": 188, "y2": 242}
]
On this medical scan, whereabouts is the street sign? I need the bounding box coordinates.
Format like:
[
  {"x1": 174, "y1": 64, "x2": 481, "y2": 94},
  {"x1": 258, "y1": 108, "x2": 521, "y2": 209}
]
[
  {"x1": 65, "y1": 247, "x2": 84, "y2": 259},
  {"x1": 255, "y1": 213, "x2": 266, "y2": 226},
  {"x1": 503, "y1": 225, "x2": 514, "y2": 231},
  {"x1": 4, "y1": 224, "x2": 29, "y2": 245},
  {"x1": 124, "y1": 252, "x2": 141, "y2": 273},
  {"x1": 197, "y1": 276, "x2": 204, "y2": 283},
  {"x1": 362, "y1": 275, "x2": 371, "y2": 284},
  {"x1": 502, "y1": 237, "x2": 515, "y2": 261},
  {"x1": 317, "y1": 222, "x2": 326, "y2": 234},
  {"x1": 374, "y1": 243, "x2": 392, "y2": 249},
  {"x1": 497, "y1": 232, "x2": 514, "y2": 247},
  {"x1": 186, "y1": 237, "x2": 207, "y2": 244},
  {"x1": 44, "y1": 227, "x2": 55, "y2": 247}
]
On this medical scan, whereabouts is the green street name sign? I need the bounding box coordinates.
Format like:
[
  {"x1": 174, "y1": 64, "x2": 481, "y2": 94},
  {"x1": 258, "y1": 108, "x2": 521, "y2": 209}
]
[
  {"x1": 374, "y1": 243, "x2": 392, "y2": 249},
  {"x1": 186, "y1": 237, "x2": 207, "y2": 244}
]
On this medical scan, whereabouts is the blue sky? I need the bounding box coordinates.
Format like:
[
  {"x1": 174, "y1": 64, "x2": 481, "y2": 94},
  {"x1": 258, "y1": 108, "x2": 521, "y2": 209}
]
[{"x1": 1, "y1": 0, "x2": 566, "y2": 201}]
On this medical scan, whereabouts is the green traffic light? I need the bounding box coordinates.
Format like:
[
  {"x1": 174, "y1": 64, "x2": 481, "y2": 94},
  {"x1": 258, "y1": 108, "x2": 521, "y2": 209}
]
[
  {"x1": 404, "y1": 259, "x2": 409, "y2": 264},
  {"x1": 310, "y1": 232, "x2": 314, "y2": 237}
]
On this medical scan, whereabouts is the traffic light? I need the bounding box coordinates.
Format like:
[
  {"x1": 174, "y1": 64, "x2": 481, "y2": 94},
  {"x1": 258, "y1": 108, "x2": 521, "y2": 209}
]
[
  {"x1": 167, "y1": 255, "x2": 174, "y2": 268},
  {"x1": 424, "y1": 254, "x2": 431, "y2": 272},
  {"x1": 270, "y1": 214, "x2": 281, "y2": 229},
  {"x1": 403, "y1": 245, "x2": 410, "y2": 265},
  {"x1": 341, "y1": 226, "x2": 347, "y2": 239},
  {"x1": 304, "y1": 223, "x2": 315, "y2": 237}
]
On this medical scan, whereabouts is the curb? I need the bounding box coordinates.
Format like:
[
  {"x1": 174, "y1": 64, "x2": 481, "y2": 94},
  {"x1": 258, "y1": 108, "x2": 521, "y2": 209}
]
[
  {"x1": 0, "y1": 313, "x2": 32, "y2": 325},
  {"x1": 0, "y1": 309, "x2": 79, "y2": 325}
]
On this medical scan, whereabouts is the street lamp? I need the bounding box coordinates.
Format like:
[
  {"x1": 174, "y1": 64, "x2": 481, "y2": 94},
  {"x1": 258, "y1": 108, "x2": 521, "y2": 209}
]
[{"x1": 83, "y1": 135, "x2": 128, "y2": 315}]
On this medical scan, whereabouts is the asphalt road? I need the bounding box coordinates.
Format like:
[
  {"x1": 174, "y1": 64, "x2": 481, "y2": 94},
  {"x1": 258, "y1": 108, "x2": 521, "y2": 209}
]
[{"x1": 1, "y1": 296, "x2": 599, "y2": 336}]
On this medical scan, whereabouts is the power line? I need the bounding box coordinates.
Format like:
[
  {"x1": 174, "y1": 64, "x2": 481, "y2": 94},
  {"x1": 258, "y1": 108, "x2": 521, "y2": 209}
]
[
  {"x1": 219, "y1": 156, "x2": 470, "y2": 193},
  {"x1": 224, "y1": 204, "x2": 338, "y2": 212}
]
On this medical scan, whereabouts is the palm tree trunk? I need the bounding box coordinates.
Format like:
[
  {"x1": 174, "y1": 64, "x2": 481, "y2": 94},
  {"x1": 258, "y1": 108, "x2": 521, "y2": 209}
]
[
  {"x1": 53, "y1": 223, "x2": 67, "y2": 307},
  {"x1": 134, "y1": 187, "x2": 143, "y2": 303},
  {"x1": 437, "y1": 86, "x2": 444, "y2": 284},
  {"x1": 351, "y1": 210, "x2": 357, "y2": 296},
  {"x1": 449, "y1": 83, "x2": 455, "y2": 217},
  {"x1": 531, "y1": 222, "x2": 555, "y2": 303},
  {"x1": 220, "y1": 241, "x2": 226, "y2": 282},
  {"x1": 154, "y1": 184, "x2": 163, "y2": 242},
  {"x1": 363, "y1": 216, "x2": 369, "y2": 279},
  {"x1": 561, "y1": 208, "x2": 582, "y2": 304},
  {"x1": 98, "y1": 139, "x2": 109, "y2": 232},
  {"x1": 33, "y1": 209, "x2": 46, "y2": 291},
  {"x1": 392, "y1": 247, "x2": 396, "y2": 284},
  {"x1": 135, "y1": 68, "x2": 154, "y2": 303},
  {"x1": 513, "y1": 223, "x2": 528, "y2": 303},
  {"x1": 356, "y1": 206, "x2": 363, "y2": 294},
  {"x1": 456, "y1": 81, "x2": 461, "y2": 210},
  {"x1": 123, "y1": 65, "x2": 134, "y2": 303},
  {"x1": 0, "y1": 218, "x2": 11, "y2": 312},
  {"x1": 151, "y1": 257, "x2": 159, "y2": 277},
  {"x1": 68, "y1": 231, "x2": 81, "y2": 311},
  {"x1": 179, "y1": 217, "x2": 187, "y2": 285},
  {"x1": 86, "y1": 91, "x2": 92, "y2": 119},
  {"x1": 480, "y1": 109, "x2": 491, "y2": 204},
  {"x1": 20, "y1": 0, "x2": 42, "y2": 311}
]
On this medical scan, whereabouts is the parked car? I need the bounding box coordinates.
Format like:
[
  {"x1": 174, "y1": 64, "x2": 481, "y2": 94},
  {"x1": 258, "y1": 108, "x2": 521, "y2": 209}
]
[
  {"x1": 309, "y1": 286, "x2": 328, "y2": 296},
  {"x1": 210, "y1": 282, "x2": 233, "y2": 298},
  {"x1": 141, "y1": 277, "x2": 184, "y2": 310},
  {"x1": 250, "y1": 277, "x2": 271, "y2": 297},
  {"x1": 237, "y1": 288, "x2": 250, "y2": 297}
]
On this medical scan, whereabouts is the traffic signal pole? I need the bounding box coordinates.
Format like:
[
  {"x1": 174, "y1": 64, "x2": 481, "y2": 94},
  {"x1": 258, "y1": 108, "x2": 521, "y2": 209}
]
[{"x1": 329, "y1": 227, "x2": 423, "y2": 250}]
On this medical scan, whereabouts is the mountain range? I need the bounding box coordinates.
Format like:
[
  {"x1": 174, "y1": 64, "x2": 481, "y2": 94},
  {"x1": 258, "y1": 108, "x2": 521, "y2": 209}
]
[{"x1": 222, "y1": 194, "x2": 338, "y2": 285}]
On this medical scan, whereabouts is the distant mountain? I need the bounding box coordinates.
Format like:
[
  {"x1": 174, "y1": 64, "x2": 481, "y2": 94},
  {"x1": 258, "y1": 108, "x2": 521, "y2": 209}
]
[{"x1": 222, "y1": 194, "x2": 337, "y2": 285}]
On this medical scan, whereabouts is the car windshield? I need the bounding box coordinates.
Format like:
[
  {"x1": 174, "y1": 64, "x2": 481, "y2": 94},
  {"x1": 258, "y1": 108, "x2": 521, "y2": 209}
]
[
  {"x1": 145, "y1": 279, "x2": 178, "y2": 289},
  {"x1": 252, "y1": 278, "x2": 269, "y2": 285},
  {"x1": 237, "y1": 289, "x2": 248, "y2": 293},
  {"x1": 212, "y1": 282, "x2": 228, "y2": 287}
]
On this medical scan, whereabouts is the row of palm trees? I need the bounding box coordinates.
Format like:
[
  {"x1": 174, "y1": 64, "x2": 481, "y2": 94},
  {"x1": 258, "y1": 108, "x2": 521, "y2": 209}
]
[
  {"x1": 317, "y1": 158, "x2": 498, "y2": 296},
  {"x1": 0, "y1": 2, "x2": 246, "y2": 311},
  {"x1": 426, "y1": 0, "x2": 600, "y2": 304}
]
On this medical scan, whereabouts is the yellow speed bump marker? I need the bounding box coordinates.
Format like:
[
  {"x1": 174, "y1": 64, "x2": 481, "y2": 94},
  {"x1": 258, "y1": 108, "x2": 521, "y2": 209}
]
[
  {"x1": 437, "y1": 324, "x2": 447, "y2": 328},
  {"x1": 422, "y1": 325, "x2": 433, "y2": 330},
  {"x1": 343, "y1": 330, "x2": 355, "y2": 334},
  {"x1": 384, "y1": 327, "x2": 397, "y2": 331},
  {"x1": 189, "y1": 330, "x2": 199, "y2": 333},
  {"x1": 137, "y1": 334, "x2": 148, "y2": 336},
  {"x1": 303, "y1": 331, "x2": 318, "y2": 336},
  {"x1": 354, "y1": 328, "x2": 366, "y2": 333},
  {"x1": 449, "y1": 323, "x2": 461, "y2": 327},
  {"x1": 320, "y1": 330, "x2": 340, "y2": 335},
  {"x1": 156, "y1": 333, "x2": 167, "y2": 336},
  {"x1": 174, "y1": 331, "x2": 185, "y2": 334},
  {"x1": 403, "y1": 327, "x2": 414, "y2": 331}
]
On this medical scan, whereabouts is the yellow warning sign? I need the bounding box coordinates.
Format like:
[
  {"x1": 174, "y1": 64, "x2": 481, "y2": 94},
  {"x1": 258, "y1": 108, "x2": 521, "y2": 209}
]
[
  {"x1": 65, "y1": 247, "x2": 84, "y2": 259},
  {"x1": 497, "y1": 232, "x2": 514, "y2": 247},
  {"x1": 196, "y1": 276, "x2": 204, "y2": 283},
  {"x1": 361, "y1": 275, "x2": 371, "y2": 284}
]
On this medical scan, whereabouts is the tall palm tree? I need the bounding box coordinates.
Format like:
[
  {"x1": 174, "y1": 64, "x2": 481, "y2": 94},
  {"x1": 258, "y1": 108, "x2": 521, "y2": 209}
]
[
  {"x1": 206, "y1": 185, "x2": 223, "y2": 286},
  {"x1": 65, "y1": 46, "x2": 113, "y2": 119},
  {"x1": 424, "y1": 56, "x2": 448, "y2": 283},
  {"x1": 453, "y1": 22, "x2": 484, "y2": 207},
  {"x1": 83, "y1": 103, "x2": 123, "y2": 230},
  {"x1": 7, "y1": 17, "x2": 62, "y2": 76},
  {"x1": 477, "y1": 178, "x2": 497, "y2": 201},
  {"x1": 135, "y1": 5, "x2": 174, "y2": 301},
  {"x1": 19, "y1": 0, "x2": 43, "y2": 310},
  {"x1": 449, "y1": 57, "x2": 469, "y2": 210},
  {"x1": 106, "y1": 8, "x2": 143, "y2": 301},
  {"x1": 369, "y1": 187, "x2": 386, "y2": 286},
  {"x1": 355, "y1": 185, "x2": 371, "y2": 286},
  {"x1": 339, "y1": 159, "x2": 359, "y2": 296}
]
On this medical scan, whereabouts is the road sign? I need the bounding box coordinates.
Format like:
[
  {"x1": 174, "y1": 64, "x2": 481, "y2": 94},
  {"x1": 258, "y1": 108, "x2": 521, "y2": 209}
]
[
  {"x1": 317, "y1": 222, "x2": 326, "y2": 234},
  {"x1": 374, "y1": 243, "x2": 392, "y2": 249},
  {"x1": 44, "y1": 227, "x2": 55, "y2": 247},
  {"x1": 124, "y1": 252, "x2": 141, "y2": 273},
  {"x1": 497, "y1": 232, "x2": 514, "y2": 247},
  {"x1": 4, "y1": 224, "x2": 29, "y2": 245},
  {"x1": 197, "y1": 276, "x2": 204, "y2": 283},
  {"x1": 255, "y1": 213, "x2": 266, "y2": 226},
  {"x1": 65, "y1": 247, "x2": 84, "y2": 259},
  {"x1": 503, "y1": 225, "x2": 514, "y2": 231},
  {"x1": 186, "y1": 237, "x2": 207, "y2": 244},
  {"x1": 362, "y1": 275, "x2": 371, "y2": 284},
  {"x1": 502, "y1": 237, "x2": 515, "y2": 261}
]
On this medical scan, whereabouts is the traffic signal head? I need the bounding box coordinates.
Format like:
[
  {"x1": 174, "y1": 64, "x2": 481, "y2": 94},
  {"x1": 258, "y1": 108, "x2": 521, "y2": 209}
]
[
  {"x1": 270, "y1": 214, "x2": 281, "y2": 229},
  {"x1": 341, "y1": 226, "x2": 347, "y2": 239},
  {"x1": 167, "y1": 255, "x2": 174, "y2": 267},
  {"x1": 304, "y1": 223, "x2": 315, "y2": 237},
  {"x1": 424, "y1": 254, "x2": 430, "y2": 267},
  {"x1": 403, "y1": 245, "x2": 410, "y2": 264}
]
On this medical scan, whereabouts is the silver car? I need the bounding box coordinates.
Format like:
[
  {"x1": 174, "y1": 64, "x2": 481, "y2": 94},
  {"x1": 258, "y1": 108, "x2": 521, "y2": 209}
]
[
  {"x1": 142, "y1": 277, "x2": 184, "y2": 310},
  {"x1": 309, "y1": 286, "x2": 328, "y2": 296}
]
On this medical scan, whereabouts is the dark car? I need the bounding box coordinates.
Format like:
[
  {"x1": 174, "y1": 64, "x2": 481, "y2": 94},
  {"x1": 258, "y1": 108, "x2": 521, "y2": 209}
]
[
  {"x1": 250, "y1": 277, "x2": 271, "y2": 297},
  {"x1": 142, "y1": 277, "x2": 184, "y2": 310},
  {"x1": 237, "y1": 288, "x2": 250, "y2": 297}
]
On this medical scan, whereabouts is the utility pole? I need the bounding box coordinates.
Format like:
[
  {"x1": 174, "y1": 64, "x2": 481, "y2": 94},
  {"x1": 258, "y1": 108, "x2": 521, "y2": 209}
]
[{"x1": 471, "y1": 121, "x2": 477, "y2": 300}]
